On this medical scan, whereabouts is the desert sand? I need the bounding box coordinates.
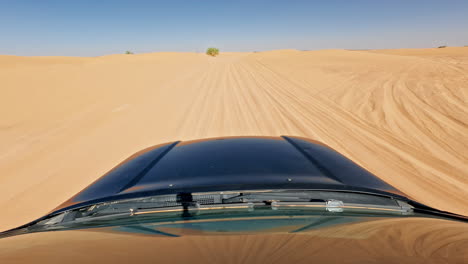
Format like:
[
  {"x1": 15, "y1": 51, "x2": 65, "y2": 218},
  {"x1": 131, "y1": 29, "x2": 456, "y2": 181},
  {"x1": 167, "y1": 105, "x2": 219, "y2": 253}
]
[{"x1": 0, "y1": 47, "x2": 467, "y2": 231}]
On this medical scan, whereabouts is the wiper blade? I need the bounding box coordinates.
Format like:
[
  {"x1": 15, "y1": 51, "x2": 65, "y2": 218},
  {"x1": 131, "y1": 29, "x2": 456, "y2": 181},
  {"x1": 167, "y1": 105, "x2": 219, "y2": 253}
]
[{"x1": 221, "y1": 190, "x2": 401, "y2": 206}]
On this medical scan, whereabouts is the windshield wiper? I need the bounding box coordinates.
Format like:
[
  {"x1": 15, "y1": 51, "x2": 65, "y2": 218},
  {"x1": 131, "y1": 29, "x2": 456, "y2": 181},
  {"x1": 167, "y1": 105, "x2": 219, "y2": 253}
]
[
  {"x1": 32, "y1": 190, "x2": 413, "y2": 228},
  {"x1": 1, "y1": 190, "x2": 465, "y2": 240}
]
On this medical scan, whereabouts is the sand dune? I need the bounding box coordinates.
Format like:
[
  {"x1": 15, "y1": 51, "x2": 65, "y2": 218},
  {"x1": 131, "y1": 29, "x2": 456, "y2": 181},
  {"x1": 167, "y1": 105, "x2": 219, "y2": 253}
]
[{"x1": 0, "y1": 48, "x2": 467, "y2": 231}]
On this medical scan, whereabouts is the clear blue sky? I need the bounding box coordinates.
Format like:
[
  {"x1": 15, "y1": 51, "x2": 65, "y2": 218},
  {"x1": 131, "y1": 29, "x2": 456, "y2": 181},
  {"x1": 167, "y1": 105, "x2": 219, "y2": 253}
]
[{"x1": 1, "y1": 0, "x2": 467, "y2": 56}]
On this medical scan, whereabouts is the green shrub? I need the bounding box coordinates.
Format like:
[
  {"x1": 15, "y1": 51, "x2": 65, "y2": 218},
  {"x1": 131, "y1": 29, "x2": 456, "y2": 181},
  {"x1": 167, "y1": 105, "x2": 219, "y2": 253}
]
[
  {"x1": 206, "y1": 47, "x2": 219, "y2": 56},
  {"x1": 125, "y1": 50, "x2": 134, "y2": 54},
  {"x1": 437, "y1": 46, "x2": 447, "y2": 48}
]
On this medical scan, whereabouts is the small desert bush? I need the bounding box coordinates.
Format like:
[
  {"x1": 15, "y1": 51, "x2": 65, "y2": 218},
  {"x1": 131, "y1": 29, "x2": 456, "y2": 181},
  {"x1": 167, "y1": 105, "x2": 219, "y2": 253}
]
[
  {"x1": 206, "y1": 47, "x2": 219, "y2": 56},
  {"x1": 125, "y1": 50, "x2": 134, "y2": 54},
  {"x1": 437, "y1": 46, "x2": 447, "y2": 48}
]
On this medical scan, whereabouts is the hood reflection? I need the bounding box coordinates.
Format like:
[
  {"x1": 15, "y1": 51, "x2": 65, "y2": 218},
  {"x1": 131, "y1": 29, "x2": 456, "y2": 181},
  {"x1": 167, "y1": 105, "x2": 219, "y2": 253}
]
[
  {"x1": 108, "y1": 215, "x2": 368, "y2": 237},
  {"x1": 0, "y1": 216, "x2": 466, "y2": 263}
]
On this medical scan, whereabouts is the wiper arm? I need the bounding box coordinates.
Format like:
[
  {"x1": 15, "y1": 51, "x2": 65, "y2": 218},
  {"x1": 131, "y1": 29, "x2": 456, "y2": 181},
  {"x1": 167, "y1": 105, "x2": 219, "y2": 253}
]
[
  {"x1": 221, "y1": 191, "x2": 326, "y2": 204},
  {"x1": 221, "y1": 190, "x2": 402, "y2": 207}
]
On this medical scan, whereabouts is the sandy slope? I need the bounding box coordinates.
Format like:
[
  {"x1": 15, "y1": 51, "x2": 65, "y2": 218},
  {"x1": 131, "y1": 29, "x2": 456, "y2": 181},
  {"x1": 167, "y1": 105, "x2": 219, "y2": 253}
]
[{"x1": 0, "y1": 48, "x2": 467, "y2": 231}]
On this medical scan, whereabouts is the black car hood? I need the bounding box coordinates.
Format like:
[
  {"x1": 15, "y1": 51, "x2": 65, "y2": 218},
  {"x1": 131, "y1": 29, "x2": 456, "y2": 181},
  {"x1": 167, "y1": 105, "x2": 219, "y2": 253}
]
[{"x1": 53, "y1": 136, "x2": 407, "y2": 214}]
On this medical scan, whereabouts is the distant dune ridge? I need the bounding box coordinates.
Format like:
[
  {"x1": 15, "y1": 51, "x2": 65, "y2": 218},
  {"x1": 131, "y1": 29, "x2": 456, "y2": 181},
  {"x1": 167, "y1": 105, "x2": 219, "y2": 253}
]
[{"x1": 0, "y1": 47, "x2": 467, "y2": 231}]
